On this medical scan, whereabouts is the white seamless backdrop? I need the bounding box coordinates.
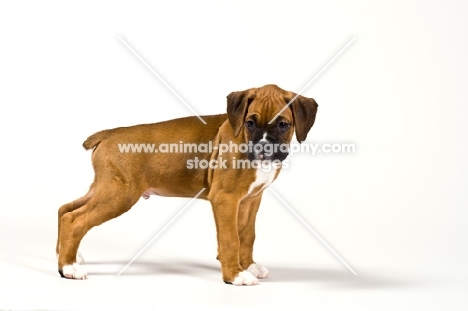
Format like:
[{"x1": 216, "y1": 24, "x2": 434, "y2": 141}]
[{"x1": 0, "y1": 1, "x2": 467, "y2": 310}]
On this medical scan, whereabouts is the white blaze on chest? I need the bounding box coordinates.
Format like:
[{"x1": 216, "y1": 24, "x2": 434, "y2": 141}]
[{"x1": 247, "y1": 165, "x2": 277, "y2": 196}]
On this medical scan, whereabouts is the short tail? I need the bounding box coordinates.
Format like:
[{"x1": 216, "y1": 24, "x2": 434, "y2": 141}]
[{"x1": 82, "y1": 130, "x2": 110, "y2": 150}]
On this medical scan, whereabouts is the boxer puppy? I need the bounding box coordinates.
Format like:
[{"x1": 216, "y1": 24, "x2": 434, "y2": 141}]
[{"x1": 56, "y1": 84, "x2": 318, "y2": 285}]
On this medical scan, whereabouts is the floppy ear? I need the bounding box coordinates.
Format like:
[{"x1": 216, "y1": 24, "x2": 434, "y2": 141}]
[
  {"x1": 289, "y1": 95, "x2": 318, "y2": 143},
  {"x1": 226, "y1": 90, "x2": 253, "y2": 137}
]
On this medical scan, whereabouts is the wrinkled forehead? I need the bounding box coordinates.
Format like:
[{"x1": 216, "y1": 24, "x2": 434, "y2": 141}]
[{"x1": 247, "y1": 95, "x2": 293, "y2": 126}]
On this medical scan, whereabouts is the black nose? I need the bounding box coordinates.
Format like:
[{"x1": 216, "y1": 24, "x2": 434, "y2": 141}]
[
  {"x1": 254, "y1": 141, "x2": 266, "y2": 150},
  {"x1": 254, "y1": 141, "x2": 272, "y2": 156}
]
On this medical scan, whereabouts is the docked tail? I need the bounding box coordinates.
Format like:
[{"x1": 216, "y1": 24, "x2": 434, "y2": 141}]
[{"x1": 82, "y1": 130, "x2": 111, "y2": 150}]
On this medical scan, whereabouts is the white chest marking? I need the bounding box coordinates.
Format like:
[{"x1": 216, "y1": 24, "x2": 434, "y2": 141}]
[{"x1": 247, "y1": 166, "x2": 276, "y2": 196}]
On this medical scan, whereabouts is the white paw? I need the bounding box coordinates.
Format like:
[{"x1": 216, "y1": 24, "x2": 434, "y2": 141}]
[
  {"x1": 247, "y1": 263, "x2": 269, "y2": 278},
  {"x1": 232, "y1": 270, "x2": 259, "y2": 286},
  {"x1": 76, "y1": 252, "x2": 85, "y2": 265},
  {"x1": 62, "y1": 263, "x2": 87, "y2": 280}
]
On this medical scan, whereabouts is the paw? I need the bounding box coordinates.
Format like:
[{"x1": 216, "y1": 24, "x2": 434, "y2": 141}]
[
  {"x1": 231, "y1": 270, "x2": 259, "y2": 286},
  {"x1": 61, "y1": 263, "x2": 87, "y2": 280},
  {"x1": 247, "y1": 263, "x2": 269, "y2": 278}
]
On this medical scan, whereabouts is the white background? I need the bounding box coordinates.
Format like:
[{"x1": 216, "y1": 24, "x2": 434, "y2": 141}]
[{"x1": 1, "y1": 0, "x2": 467, "y2": 310}]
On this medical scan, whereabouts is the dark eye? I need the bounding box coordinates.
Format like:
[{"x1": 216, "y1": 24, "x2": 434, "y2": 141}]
[
  {"x1": 245, "y1": 120, "x2": 255, "y2": 129},
  {"x1": 278, "y1": 121, "x2": 290, "y2": 130}
]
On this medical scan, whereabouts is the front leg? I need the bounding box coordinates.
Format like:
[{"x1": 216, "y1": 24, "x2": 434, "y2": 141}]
[
  {"x1": 210, "y1": 193, "x2": 259, "y2": 285},
  {"x1": 238, "y1": 193, "x2": 269, "y2": 279}
]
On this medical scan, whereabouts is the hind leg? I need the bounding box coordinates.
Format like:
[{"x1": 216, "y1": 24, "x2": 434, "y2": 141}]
[
  {"x1": 57, "y1": 183, "x2": 141, "y2": 279},
  {"x1": 56, "y1": 186, "x2": 95, "y2": 260}
]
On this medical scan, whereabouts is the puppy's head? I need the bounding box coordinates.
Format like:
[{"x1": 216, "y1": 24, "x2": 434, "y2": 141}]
[{"x1": 227, "y1": 84, "x2": 318, "y2": 162}]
